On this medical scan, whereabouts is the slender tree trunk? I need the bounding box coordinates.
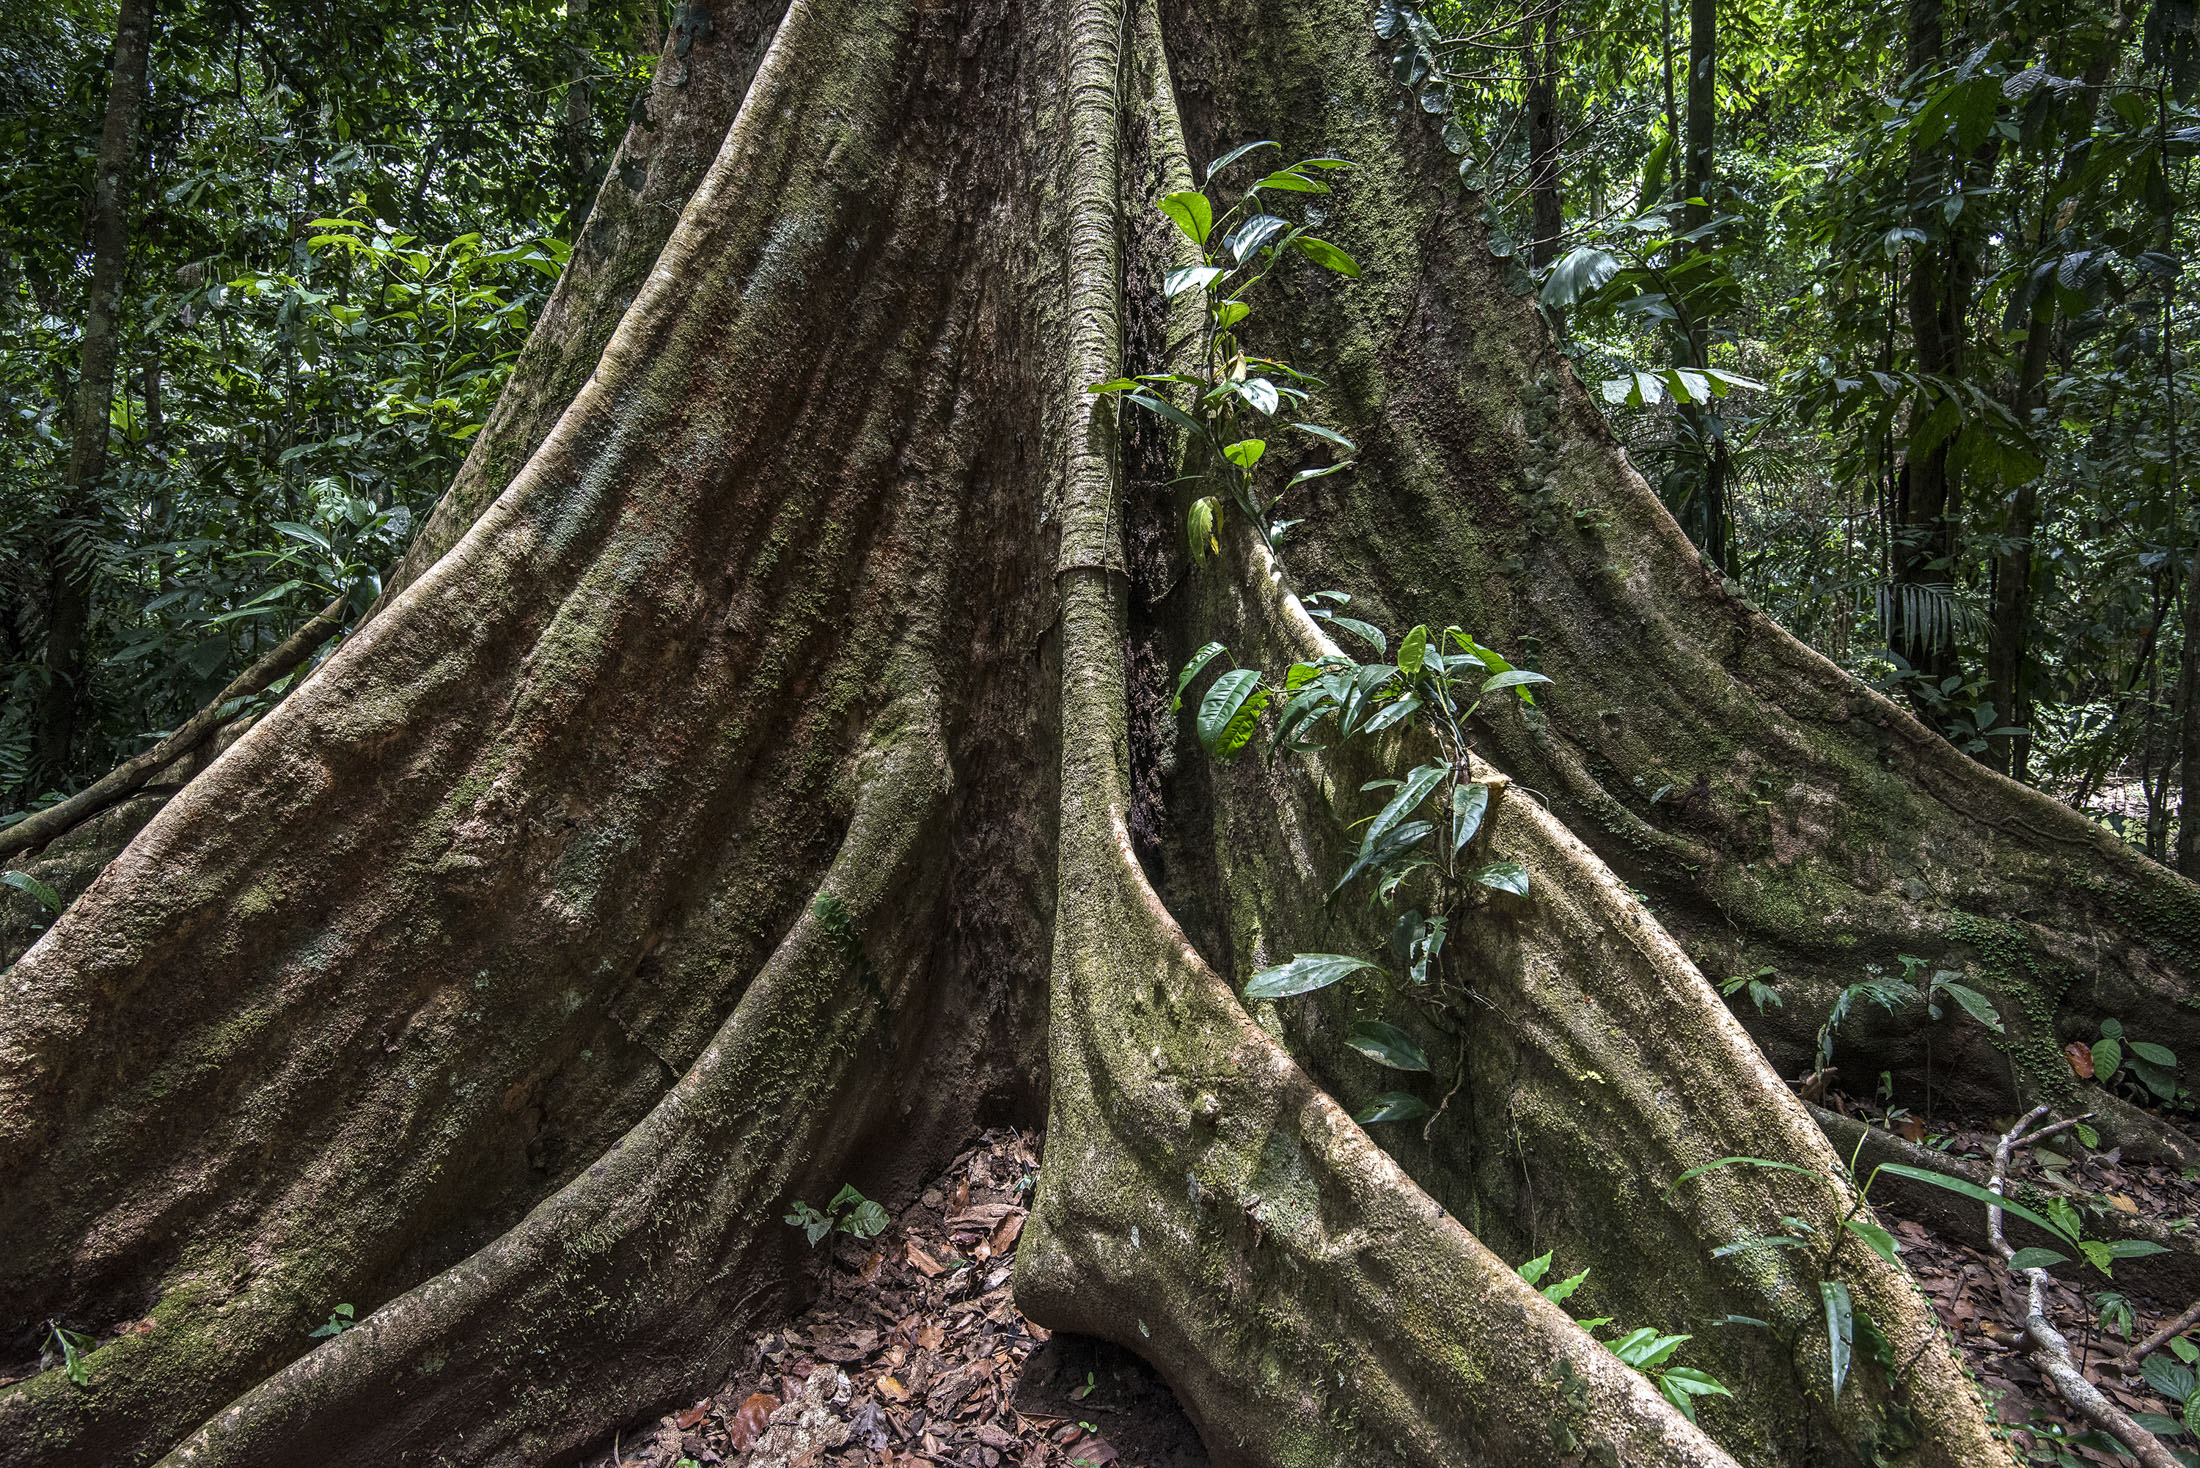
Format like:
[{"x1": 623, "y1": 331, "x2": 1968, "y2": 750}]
[
  {"x1": 566, "y1": 0, "x2": 596, "y2": 237},
  {"x1": 1682, "y1": 0, "x2": 1713, "y2": 239},
  {"x1": 1669, "y1": 0, "x2": 1729, "y2": 570},
  {"x1": 33, "y1": 0, "x2": 153, "y2": 790},
  {"x1": 1, "y1": 2, "x2": 2193, "y2": 1466},
  {"x1": 1526, "y1": 0, "x2": 1561, "y2": 269}
]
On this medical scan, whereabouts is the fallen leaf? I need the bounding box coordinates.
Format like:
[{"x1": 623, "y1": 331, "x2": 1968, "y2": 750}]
[
  {"x1": 675, "y1": 1402, "x2": 709, "y2": 1430},
  {"x1": 990, "y1": 1211, "x2": 1027, "y2": 1254},
  {"x1": 2108, "y1": 1193, "x2": 2138, "y2": 1213},
  {"x1": 1067, "y1": 1431, "x2": 1120, "y2": 1464},
  {"x1": 726, "y1": 1391, "x2": 779, "y2": 1450},
  {"x1": 1896, "y1": 1116, "x2": 1926, "y2": 1142},
  {"x1": 952, "y1": 1180, "x2": 970, "y2": 1210},
  {"x1": 915, "y1": 1322, "x2": 945, "y2": 1351},
  {"x1": 2065, "y1": 1042, "x2": 2096, "y2": 1079},
  {"x1": 860, "y1": 1249, "x2": 886, "y2": 1283},
  {"x1": 906, "y1": 1241, "x2": 945, "y2": 1278},
  {"x1": 876, "y1": 1375, "x2": 910, "y2": 1402}
]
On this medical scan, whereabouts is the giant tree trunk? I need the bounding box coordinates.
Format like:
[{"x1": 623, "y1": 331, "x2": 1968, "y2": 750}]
[{"x1": 3, "y1": 0, "x2": 2194, "y2": 1466}]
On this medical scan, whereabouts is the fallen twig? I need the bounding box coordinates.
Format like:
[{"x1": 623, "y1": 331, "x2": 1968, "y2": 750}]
[
  {"x1": 1986, "y1": 1105, "x2": 2179, "y2": 1468},
  {"x1": 2118, "y1": 1298, "x2": 2200, "y2": 1376}
]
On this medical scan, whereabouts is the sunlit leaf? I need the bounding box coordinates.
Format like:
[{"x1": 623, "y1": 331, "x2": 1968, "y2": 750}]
[{"x1": 1244, "y1": 952, "x2": 1379, "y2": 999}]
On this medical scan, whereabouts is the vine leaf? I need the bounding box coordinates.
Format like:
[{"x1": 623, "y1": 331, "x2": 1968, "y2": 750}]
[
  {"x1": 1156, "y1": 190, "x2": 1213, "y2": 246},
  {"x1": 1345, "y1": 1019, "x2": 1430, "y2": 1071},
  {"x1": 1292, "y1": 237, "x2": 1362, "y2": 276},
  {"x1": 1367, "y1": 762, "x2": 1448, "y2": 847},
  {"x1": 1470, "y1": 860, "x2": 1530, "y2": 897},
  {"x1": 1207, "y1": 138, "x2": 1280, "y2": 181},
  {"x1": 1354, "y1": 1091, "x2": 1431, "y2": 1123},
  {"x1": 2, "y1": 870, "x2": 64, "y2": 913},
  {"x1": 1244, "y1": 952, "x2": 1379, "y2": 1000},
  {"x1": 1451, "y1": 781, "x2": 1489, "y2": 856},
  {"x1": 1197, "y1": 669, "x2": 1269, "y2": 758},
  {"x1": 1821, "y1": 1280, "x2": 1853, "y2": 1404},
  {"x1": 1173, "y1": 642, "x2": 1226, "y2": 713}
]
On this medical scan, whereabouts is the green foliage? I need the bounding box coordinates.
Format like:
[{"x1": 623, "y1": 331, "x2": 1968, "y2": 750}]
[
  {"x1": 41, "y1": 1321, "x2": 94, "y2": 1386},
  {"x1": 785, "y1": 1184, "x2": 890, "y2": 1249},
  {"x1": 1090, "y1": 146, "x2": 1360, "y2": 564},
  {"x1": 308, "y1": 1302, "x2": 355, "y2": 1338},
  {"x1": 1, "y1": 0, "x2": 656, "y2": 806},
  {"x1": 1514, "y1": 1254, "x2": 1733, "y2": 1423},
  {"x1": 2090, "y1": 1016, "x2": 2187, "y2": 1107}
]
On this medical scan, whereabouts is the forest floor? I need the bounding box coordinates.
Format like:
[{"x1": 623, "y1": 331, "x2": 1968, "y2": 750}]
[{"x1": 578, "y1": 1109, "x2": 2200, "y2": 1468}]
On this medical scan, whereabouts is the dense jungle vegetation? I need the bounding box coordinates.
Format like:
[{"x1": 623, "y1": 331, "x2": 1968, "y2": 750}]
[{"x1": 4, "y1": 0, "x2": 2193, "y2": 871}]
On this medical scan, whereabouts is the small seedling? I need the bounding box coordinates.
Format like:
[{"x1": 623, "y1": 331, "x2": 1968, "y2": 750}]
[
  {"x1": 309, "y1": 1303, "x2": 356, "y2": 1338},
  {"x1": 784, "y1": 1184, "x2": 890, "y2": 1247},
  {"x1": 42, "y1": 1322, "x2": 94, "y2": 1386}
]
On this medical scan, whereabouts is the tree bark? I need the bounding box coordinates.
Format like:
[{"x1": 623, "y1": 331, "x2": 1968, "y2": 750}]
[
  {"x1": 33, "y1": 0, "x2": 153, "y2": 789},
  {"x1": 2, "y1": 0, "x2": 2192, "y2": 1466}
]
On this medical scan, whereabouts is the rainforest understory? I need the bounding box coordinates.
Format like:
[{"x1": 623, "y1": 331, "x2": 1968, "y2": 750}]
[{"x1": 3, "y1": 0, "x2": 2200, "y2": 1465}]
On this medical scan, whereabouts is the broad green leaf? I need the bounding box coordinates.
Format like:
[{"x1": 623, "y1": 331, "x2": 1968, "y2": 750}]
[
  {"x1": 2, "y1": 870, "x2": 65, "y2": 913},
  {"x1": 1318, "y1": 615, "x2": 1386, "y2": 658},
  {"x1": 2005, "y1": 1246, "x2": 2067, "y2": 1270},
  {"x1": 1539, "y1": 246, "x2": 1620, "y2": 307},
  {"x1": 1398, "y1": 624, "x2": 1429, "y2": 676},
  {"x1": 1292, "y1": 236, "x2": 1362, "y2": 276},
  {"x1": 1155, "y1": 190, "x2": 1214, "y2": 246},
  {"x1": 1197, "y1": 669, "x2": 1269, "y2": 758},
  {"x1": 1227, "y1": 214, "x2": 1291, "y2": 264},
  {"x1": 1841, "y1": 1217, "x2": 1900, "y2": 1267},
  {"x1": 1244, "y1": 952, "x2": 1379, "y2": 1000},
  {"x1": 1821, "y1": 1280, "x2": 1853, "y2": 1403},
  {"x1": 2110, "y1": 1240, "x2": 2172, "y2": 1260},
  {"x1": 1087, "y1": 377, "x2": 1140, "y2": 393},
  {"x1": 1345, "y1": 1019, "x2": 1430, "y2": 1071},
  {"x1": 1174, "y1": 642, "x2": 1226, "y2": 713},
  {"x1": 1357, "y1": 692, "x2": 1422, "y2": 734},
  {"x1": 1517, "y1": 1250, "x2": 1553, "y2": 1285},
  {"x1": 1872, "y1": 1163, "x2": 2079, "y2": 1243},
  {"x1": 2091, "y1": 1036, "x2": 2123, "y2": 1078},
  {"x1": 1207, "y1": 139, "x2": 1280, "y2": 180},
  {"x1": 1291, "y1": 422, "x2": 1357, "y2": 452},
  {"x1": 1224, "y1": 439, "x2": 1267, "y2": 469},
  {"x1": 1471, "y1": 861, "x2": 1530, "y2": 897},
  {"x1": 1288, "y1": 461, "x2": 1355, "y2": 487},
  {"x1": 1451, "y1": 781, "x2": 1490, "y2": 856},
  {"x1": 2130, "y1": 1040, "x2": 2178, "y2": 1067},
  {"x1": 1658, "y1": 1367, "x2": 1733, "y2": 1423},
  {"x1": 1236, "y1": 378, "x2": 1280, "y2": 416},
  {"x1": 1354, "y1": 1091, "x2": 1431, "y2": 1123},
  {"x1": 1124, "y1": 391, "x2": 1204, "y2": 438},
  {"x1": 1214, "y1": 300, "x2": 1250, "y2": 329},
  {"x1": 1609, "y1": 1327, "x2": 1691, "y2": 1370},
  {"x1": 1937, "y1": 982, "x2": 2003, "y2": 1033},
  {"x1": 1164, "y1": 265, "x2": 1224, "y2": 298},
  {"x1": 1186, "y1": 496, "x2": 1219, "y2": 560},
  {"x1": 1332, "y1": 820, "x2": 1434, "y2": 898},
  {"x1": 1367, "y1": 763, "x2": 1448, "y2": 846},
  {"x1": 1481, "y1": 669, "x2": 1553, "y2": 697},
  {"x1": 2143, "y1": 1355, "x2": 2198, "y2": 1404},
  {"x1": 1542, "y1": 1267, "x2": 1589, "y2": 1305},
  {"x1": 1252, "y1": 169, "x2": 1328, "y2": 194}
]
